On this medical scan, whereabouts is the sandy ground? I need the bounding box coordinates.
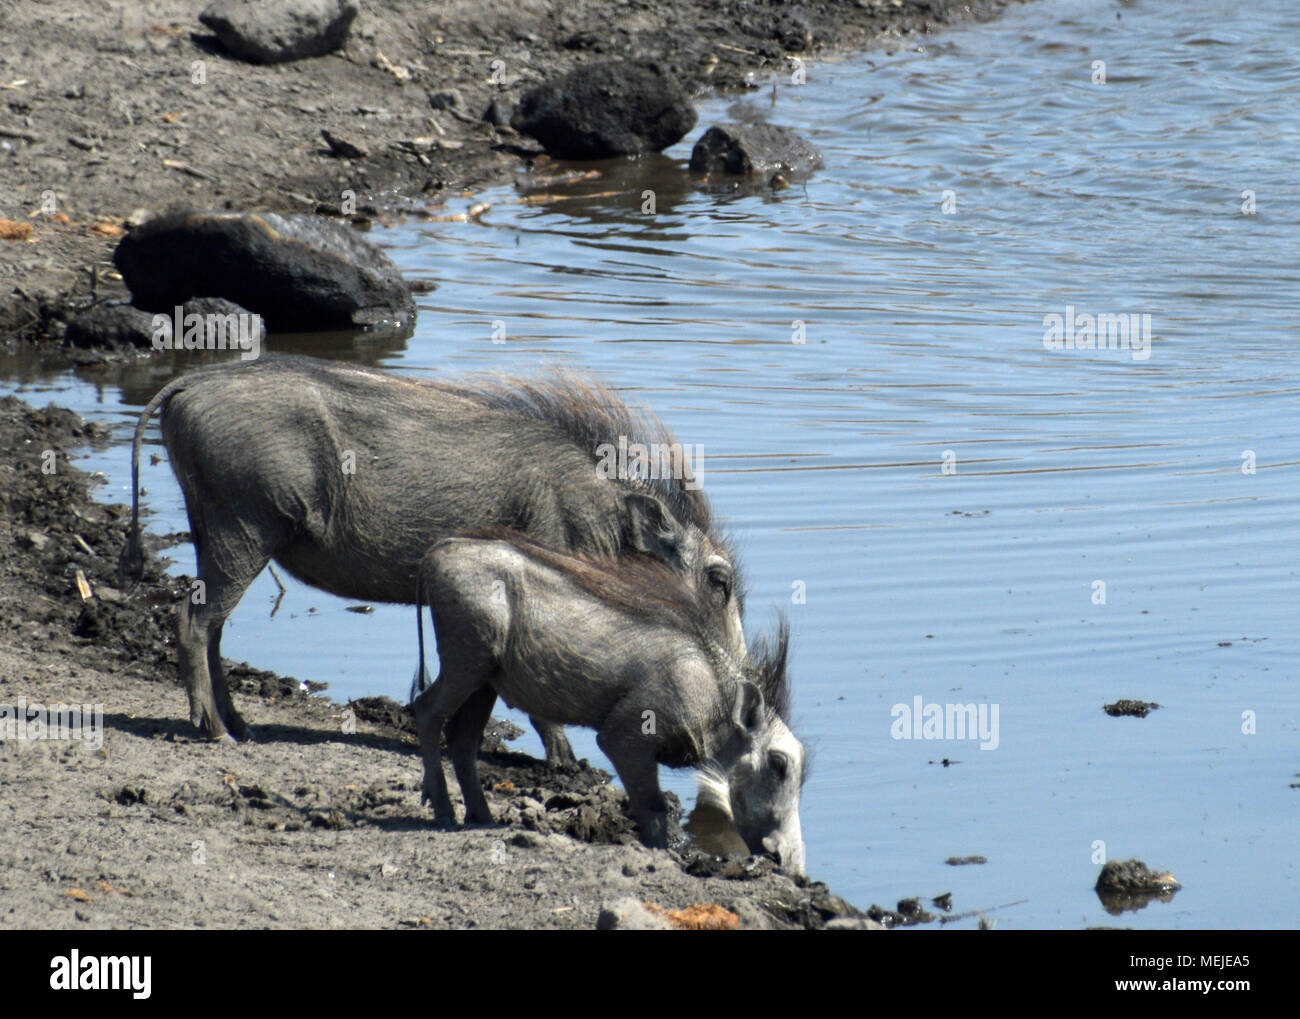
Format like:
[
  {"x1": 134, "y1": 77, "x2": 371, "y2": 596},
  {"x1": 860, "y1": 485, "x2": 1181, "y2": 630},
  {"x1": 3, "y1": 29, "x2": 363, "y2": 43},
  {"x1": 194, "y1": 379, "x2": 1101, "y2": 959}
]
[{"x1": 0, "y1": 647, "x2": 841, "y2": 930}]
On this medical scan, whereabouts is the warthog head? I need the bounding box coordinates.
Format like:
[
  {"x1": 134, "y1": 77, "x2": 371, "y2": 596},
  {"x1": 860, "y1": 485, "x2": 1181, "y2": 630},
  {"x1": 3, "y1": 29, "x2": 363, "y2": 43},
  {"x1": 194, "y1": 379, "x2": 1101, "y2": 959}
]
[
  {"x1": 624, "y1": 491, "x2": 745, "y2": 656},
  {"x1": 700, "y1": 625, "x2": 806, "y2": 876}
]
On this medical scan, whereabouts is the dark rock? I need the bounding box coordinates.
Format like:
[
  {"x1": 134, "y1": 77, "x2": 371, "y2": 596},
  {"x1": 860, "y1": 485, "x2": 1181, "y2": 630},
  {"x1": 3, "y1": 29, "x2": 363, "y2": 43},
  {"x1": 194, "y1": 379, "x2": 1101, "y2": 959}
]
[
  {"x1": 809, "y1": 886, "x2": 860, "y2": 921},
  {"x1": 682, "y1": 853, "x2": 775, "y2": 881},
  {"x1": 224, "y1": 661, "x2": 300, "y2": 700},
  {"x1": 112, "y1": 211, "x2": 414, "y2": 333},
  {"x1": 865, "y1": 897, "x2": 935, "y2": 928},
  {"x1": 66, "y1": 297, "x2": 262, "y2": 351},
  {"x1": 347, "y1": 696, "x2": 414, "y2": 735},
  {"x1": 689, "y1": 121, "x2": 823, "y2": 182},
  {"x1": 896, "y1": 897, "x2": 935, "y2": 924},
  {"x1": 1096, "y1": 859, "x2": 1181, "y2": 896},
  {"x1": 64, "y1": 304, "x2": 155, "y2": 349},
  {"x1": 181, "y1": 296, "x2": 257, "y2": 320},
  {"x1": 115, "y1": 786, "x2": 148, "y2": 806},
  {"x1": 511, "y1": 61, "x2": 697, "y2": 160},
  {"x1": 73, "y1": 601, "x2": 104, "y2": 638},
  {"x1": 309, "y1": 808, "x2": 347, "y2": 829},
  {"x1": 198, "y1": 0, "x2": 357, "y2": 65},
  {"x1": 1095, "y1": 859, "x2": 1181, "y2": 915},
  {"x1": 428, "y1": 90, "x2": 463, "y2": 111},
  {"x1": 1104, "y1": 699, "x2": 1159, "y2": 718}
]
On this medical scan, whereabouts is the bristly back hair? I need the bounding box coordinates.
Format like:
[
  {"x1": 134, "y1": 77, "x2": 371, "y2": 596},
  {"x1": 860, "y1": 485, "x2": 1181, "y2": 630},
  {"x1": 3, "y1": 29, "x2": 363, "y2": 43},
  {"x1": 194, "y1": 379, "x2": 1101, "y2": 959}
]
[
  {"x1": 466, "y1": 526, "x2": 721, "y2": 642},
  {"x1": 450, "y1": 369, "x2": 714, "y2": 533},
  {"x1": 474, "y1": 529, "x2": 788, "y2": 723}
]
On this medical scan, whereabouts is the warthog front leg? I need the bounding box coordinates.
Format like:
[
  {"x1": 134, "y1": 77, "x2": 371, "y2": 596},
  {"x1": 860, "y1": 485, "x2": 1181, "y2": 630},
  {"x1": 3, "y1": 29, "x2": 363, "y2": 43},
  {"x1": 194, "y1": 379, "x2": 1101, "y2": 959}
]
[{"x1": 597, "y1": 705, "x2": 668, "y2": 848}]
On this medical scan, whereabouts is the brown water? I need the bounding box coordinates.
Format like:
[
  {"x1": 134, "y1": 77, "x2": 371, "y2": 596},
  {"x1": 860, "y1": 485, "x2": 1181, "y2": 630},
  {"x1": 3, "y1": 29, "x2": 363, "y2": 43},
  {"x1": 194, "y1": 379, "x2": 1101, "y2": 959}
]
[{"x1": 4, "y1": 0, "x2": 1297, "y2": 927}]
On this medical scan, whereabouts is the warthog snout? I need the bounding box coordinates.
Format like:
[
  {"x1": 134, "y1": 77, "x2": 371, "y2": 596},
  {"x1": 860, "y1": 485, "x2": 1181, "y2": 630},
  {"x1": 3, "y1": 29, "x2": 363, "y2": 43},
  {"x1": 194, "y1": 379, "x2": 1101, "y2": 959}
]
[
  {"x1": 707, "y1": 676, "x2": 807, "y2": 877},
  {"x1": 761, "y1": 828, "x2": 806, "y2": 878}
]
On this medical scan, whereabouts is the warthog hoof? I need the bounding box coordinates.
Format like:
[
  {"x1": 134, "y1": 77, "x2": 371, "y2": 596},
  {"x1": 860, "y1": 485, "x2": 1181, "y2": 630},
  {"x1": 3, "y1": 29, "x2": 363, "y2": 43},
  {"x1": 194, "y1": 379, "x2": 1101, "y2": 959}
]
[
  {"x1": 637, "y1": 813, "x2": 670, "y2": 850},
  {"x1": 198, "y1": 720, "x2": 254, "y2": 744}
]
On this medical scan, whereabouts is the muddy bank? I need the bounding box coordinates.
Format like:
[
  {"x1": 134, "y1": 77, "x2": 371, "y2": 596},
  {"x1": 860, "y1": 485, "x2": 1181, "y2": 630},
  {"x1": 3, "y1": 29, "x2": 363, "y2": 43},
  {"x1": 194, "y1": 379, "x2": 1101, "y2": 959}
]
[
  {"x1": 1, "y1": 0, "x2": 1025, "y2": 347},
  {"x1": 0, "y1": 394, "x2": 885, "y2": 928}
]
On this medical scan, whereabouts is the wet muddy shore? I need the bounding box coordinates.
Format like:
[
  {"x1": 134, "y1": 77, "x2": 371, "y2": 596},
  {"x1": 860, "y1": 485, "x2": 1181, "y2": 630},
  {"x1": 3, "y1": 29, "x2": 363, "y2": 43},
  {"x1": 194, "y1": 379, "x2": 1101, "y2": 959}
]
[{"x1": 0, "y1": 396, "x2": 882, "y2": 929}]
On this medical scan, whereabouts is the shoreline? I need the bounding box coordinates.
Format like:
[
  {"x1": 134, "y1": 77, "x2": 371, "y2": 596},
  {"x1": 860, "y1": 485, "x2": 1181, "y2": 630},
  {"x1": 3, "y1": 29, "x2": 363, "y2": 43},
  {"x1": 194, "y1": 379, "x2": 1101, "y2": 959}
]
[{"x1": 1, "y1": 0, "x2": 1025, "y2": 349}]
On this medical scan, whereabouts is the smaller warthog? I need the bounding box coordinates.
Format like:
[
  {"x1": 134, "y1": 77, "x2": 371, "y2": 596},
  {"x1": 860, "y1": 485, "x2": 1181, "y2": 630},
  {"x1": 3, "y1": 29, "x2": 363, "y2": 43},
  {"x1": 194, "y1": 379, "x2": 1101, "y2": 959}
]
[{"x1": 412, "y1": 531, "x2": 806, "y2": 875}]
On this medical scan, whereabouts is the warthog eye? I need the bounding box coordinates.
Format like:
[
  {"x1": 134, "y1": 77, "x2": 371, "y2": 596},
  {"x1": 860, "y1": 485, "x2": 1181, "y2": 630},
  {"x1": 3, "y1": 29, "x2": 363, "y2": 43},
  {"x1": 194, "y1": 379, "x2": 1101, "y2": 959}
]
[
  {"x1": 767, "y1": 750, "x2": 789, "y2": 781},
  {"x1": 706, "y1": 562, "x2": 733, "y2": 600}
]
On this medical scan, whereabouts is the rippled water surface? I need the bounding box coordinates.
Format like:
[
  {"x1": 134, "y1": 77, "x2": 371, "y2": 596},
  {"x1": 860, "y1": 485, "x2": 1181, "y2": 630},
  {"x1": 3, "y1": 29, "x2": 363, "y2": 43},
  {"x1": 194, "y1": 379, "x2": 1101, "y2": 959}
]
[{"x1": 5, "y1": 0, "x2": 1297, "y2": 927}]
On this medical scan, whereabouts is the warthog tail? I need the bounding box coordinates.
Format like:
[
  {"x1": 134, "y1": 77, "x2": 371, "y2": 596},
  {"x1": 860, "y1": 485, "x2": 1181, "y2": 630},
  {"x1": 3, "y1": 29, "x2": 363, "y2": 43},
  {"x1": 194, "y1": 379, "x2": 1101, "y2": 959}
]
[
  {"x1": 116, "y1": 376, "x2": 188, "y2": 590},
  {"x1": 409, "y1": 562, "x2": 434, "y2": 703}
]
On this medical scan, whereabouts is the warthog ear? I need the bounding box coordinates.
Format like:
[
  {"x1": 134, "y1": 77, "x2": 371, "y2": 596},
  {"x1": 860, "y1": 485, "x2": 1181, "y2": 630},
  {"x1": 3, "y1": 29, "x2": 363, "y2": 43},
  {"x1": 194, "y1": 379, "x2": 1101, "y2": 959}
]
[
  {"x1": 624, "y1": 492, "x2": 681, "y2": 561},
  {"x1": 732, "y1": 680, "x2": 766, "y2": 736}
]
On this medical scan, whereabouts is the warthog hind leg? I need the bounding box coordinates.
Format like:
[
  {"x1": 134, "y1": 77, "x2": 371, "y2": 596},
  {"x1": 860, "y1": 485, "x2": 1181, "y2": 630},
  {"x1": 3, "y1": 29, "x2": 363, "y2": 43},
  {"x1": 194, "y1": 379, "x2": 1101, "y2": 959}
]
[
  {"x1": 532, "y1": 717, "x2": 577, "y2": 769},
  {"x1": 445, "y1": 685, "x2": 498, "y2": 824},
  {"x1": 412, "y1": 663, "x2": 487, "y2": 824},
  {"x1": 178, "y1": 511, "x2": 285, "y2": 741}
]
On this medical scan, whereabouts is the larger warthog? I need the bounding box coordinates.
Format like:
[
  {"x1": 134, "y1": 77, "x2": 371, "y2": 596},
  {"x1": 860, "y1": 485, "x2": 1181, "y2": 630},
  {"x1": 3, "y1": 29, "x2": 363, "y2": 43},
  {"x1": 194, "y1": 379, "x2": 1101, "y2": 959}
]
[
  {"x1": 412, "y1": 532, "x2": 805, "y2": 875},
  {"x1": 118, "y1": 354, "x2": 744, "y2": 761}
]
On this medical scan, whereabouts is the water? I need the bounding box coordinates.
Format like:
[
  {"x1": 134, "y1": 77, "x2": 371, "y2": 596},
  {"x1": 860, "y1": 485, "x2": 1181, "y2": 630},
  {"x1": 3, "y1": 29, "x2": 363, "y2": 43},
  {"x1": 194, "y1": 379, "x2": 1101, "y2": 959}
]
[{"x1": 5, "y1": 0, "x2": 1297, "y2": 928}]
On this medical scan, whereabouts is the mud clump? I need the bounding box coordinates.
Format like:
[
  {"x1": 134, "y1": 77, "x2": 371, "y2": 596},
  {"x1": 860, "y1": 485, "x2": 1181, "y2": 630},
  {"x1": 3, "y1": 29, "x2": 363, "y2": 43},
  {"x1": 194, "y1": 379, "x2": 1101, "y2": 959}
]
[
  {"x1": 477, "y1": 751, "x2": 673, "y2": 846},
  {"x1": 1095, "y1": 858, "x2": 1181, "y2": 915},
  {"x1": 1104, "y1": 699, "x2": 1159, "y2": 718},
  {"x1": 757, "y1": 881, "x2": 872, "y2": 930},
  {"x1": 867, "y1": 897, "x2": 937, "y2": 928}
]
